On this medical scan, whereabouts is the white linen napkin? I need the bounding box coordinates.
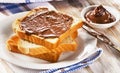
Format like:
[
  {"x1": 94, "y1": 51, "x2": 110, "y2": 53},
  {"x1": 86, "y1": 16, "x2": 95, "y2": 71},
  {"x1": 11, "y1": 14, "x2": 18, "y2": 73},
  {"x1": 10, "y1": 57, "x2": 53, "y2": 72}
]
[{"x1": 0, "y1": 13, "x2": 12, "y2": 73}]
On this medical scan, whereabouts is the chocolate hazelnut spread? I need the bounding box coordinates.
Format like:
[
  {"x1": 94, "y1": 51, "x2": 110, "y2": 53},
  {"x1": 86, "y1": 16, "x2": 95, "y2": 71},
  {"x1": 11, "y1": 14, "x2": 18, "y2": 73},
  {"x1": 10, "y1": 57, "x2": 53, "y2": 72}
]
[
  {"x1": 85, "y1": 5, "x2": 116, "y2": 24},
  {"x1": 20, "y1": 10, "x2": 73, "y2": 38}
]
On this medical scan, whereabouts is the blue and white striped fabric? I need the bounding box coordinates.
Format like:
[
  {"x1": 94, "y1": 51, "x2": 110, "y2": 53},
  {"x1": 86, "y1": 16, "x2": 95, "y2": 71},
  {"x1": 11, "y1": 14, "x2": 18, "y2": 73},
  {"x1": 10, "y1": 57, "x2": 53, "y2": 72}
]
[
  {"x1": 0, "y1": 3, "x2": 31, "y2": 14},
  {"x1": 0, "y1": 0, "x2": 62, "y2": 3},
  {"x1": 40, "y1": 48, "x2": 103, "y2": 73},
  {"x1": 0, "y1": 2, "x2": 55, "y2": 15}
]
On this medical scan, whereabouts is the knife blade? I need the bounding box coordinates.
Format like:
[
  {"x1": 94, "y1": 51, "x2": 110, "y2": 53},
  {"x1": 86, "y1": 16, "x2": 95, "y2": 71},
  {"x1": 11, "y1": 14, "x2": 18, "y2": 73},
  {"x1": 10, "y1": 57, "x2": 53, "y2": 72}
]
[{"x1": 82, "y1": 22, "x2": 120, "y2": 51}]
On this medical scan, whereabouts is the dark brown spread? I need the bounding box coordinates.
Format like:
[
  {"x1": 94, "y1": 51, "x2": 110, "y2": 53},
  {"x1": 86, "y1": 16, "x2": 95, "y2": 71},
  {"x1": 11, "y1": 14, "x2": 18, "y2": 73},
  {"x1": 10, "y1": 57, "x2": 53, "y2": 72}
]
[
  {"x1": 20, "y1": 10, "x2": 73, "y2": 38},
  {"x1": 85, "y1": 5, "x2": 116, "y2": 24}
]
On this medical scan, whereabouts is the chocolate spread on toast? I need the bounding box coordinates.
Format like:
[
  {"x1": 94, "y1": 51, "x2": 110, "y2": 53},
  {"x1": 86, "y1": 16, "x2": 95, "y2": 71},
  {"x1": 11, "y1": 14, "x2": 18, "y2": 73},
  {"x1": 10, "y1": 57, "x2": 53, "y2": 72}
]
[{"x1": 20, "y1": 10, "x2": 73, "y2": 38}]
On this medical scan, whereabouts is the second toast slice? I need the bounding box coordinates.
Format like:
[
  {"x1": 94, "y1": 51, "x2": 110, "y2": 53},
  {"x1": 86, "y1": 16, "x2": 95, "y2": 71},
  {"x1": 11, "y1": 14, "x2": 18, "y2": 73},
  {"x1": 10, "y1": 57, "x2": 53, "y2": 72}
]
[{"x1": 6, "y1": 34, "x2": 77, "y2": 62}]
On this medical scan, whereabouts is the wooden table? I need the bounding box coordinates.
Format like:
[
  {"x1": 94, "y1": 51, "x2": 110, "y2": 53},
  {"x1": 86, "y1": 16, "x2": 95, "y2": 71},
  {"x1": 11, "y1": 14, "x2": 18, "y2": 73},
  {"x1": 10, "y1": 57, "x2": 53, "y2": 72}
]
[
  {"x1": 0, "y1": 0, "x2": 120, "y2": 73},
  {"x1": 50, "y1": 0, "x2": 120, "y2": 73}
]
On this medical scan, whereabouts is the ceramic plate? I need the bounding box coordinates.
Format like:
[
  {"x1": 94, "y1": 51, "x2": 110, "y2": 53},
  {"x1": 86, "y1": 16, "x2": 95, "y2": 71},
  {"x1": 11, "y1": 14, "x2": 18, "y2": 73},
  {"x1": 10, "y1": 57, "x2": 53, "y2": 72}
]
[{"x1": 0, "y1": 12, "x2": 97, "y2": 69}]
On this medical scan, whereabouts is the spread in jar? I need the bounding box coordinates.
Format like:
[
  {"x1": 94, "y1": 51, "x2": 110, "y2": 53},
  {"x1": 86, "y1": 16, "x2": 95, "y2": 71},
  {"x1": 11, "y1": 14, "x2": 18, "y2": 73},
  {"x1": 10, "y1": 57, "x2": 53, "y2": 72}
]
[
  {"x1": 20, "y1": 10, "x2": 73, "y2": 38},
  {"x1": 85, "y1": 5, "x2": 116, "y2": 24}
]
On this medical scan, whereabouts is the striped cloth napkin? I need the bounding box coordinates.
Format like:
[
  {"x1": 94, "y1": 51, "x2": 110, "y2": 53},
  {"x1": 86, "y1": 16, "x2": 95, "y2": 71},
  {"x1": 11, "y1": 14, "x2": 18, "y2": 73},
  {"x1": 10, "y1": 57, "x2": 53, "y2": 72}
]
[
  {"x1": 0, "y1": 0, "x2": 62, "y2": 3},
  {"x1": 0, "y1": 2, "x2": 55, "y2": 15}
]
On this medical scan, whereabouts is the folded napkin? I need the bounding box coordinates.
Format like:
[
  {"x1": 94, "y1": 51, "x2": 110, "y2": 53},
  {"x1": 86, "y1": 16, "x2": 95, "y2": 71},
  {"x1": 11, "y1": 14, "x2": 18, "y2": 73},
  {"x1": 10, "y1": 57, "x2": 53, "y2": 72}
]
[{"x1": 0, "y1": 0, "x2": 62, "y2": 3}]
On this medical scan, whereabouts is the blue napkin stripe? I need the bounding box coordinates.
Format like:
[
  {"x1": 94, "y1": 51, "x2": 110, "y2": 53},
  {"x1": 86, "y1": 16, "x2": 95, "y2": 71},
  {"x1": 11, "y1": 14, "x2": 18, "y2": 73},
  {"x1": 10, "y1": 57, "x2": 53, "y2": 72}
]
[
  {"x1": 62, "y1": 63, "x2": 91, "y2": 73},
  {"x1": 40, "y1": 49, "x2": 103, "y2": 73},
  {"x1": 25, "y1": 0, "x2": 52, "y2": 3},
  {"x1": 0, "y1": 3, "x2": 32, "y2": 14},
  {"x1": 26, "y1": 0, "x2": 30, "y2": 3},
  {"x1": 4, "y1": 4, "x2": 23, "y2": 13}
]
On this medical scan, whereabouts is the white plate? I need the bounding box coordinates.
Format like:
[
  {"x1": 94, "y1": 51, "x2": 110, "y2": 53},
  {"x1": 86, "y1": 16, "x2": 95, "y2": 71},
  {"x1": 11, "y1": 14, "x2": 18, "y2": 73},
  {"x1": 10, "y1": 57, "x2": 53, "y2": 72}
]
[{"x1": 0, "y1": 12, "x2": 97, "y2": 69}]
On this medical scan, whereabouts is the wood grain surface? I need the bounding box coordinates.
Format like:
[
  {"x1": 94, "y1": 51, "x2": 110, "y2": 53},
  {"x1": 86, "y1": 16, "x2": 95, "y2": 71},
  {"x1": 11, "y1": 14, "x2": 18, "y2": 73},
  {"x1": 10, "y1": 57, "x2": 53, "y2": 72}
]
[{"x1": 50, "y1": 0, "x2": 120, "y2": 73}]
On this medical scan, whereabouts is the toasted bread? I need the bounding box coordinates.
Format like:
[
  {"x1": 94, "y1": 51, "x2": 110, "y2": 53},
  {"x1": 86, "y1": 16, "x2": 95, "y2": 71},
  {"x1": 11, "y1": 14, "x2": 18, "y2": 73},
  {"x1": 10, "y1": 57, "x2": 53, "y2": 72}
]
[
  {"x1": 18, "y1": 31, "x2": 78, "y2": 54},
  {"x1": 6, "y1": 34, "x2": 77, "y2": 62},
  {"x1": 7, "y1": 37, "x2": 61, "y2": 62},
  {"x1": 6, "y1": 35, "x2": 21, "y2": 53},
  {"x1": 13, "y1": 7, "x2": 83, "y2": 49}
]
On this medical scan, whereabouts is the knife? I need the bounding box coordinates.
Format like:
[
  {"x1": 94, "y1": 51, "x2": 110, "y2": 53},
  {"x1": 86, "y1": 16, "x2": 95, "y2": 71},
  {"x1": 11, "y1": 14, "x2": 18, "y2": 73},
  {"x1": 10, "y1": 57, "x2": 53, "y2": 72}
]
[
  {"x1": 40, "y1": 48, "x2": 103, "y2": 73},
  {"x1": 67, "y1": 0, "x2": 120, "y2": 51},
  {"x1": 82, "y1": 22, "x2": 120, "y2": 51}
]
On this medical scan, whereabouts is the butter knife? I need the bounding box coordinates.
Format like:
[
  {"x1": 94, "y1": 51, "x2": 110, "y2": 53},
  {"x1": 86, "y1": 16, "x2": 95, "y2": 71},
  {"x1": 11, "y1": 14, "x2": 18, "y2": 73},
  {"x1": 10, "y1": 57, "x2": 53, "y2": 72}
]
[
  {"x1": 67, "y1": 0, "x2": 120, "y2": 51},
  {"x1": 82, "y1": 22, "x2": 120, "y2": 51}
]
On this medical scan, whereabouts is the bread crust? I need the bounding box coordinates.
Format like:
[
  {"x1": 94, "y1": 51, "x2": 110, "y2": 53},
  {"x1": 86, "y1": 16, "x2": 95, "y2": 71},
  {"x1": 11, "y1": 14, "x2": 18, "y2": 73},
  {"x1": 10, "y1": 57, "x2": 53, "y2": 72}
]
[
  {"x1": 12, "y1": 7, "x2": 83, "y2": 49},
  {"x1": 6, "y1": 35, "x2": 77, "y2": 62}
]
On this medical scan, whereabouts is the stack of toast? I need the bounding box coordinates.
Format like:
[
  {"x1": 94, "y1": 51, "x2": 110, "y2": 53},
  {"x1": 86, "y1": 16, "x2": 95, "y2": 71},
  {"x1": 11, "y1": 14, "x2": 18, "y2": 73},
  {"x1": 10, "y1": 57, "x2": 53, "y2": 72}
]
[{"x1": 6, "y1": 7, "x2": 83, "y2": 62}]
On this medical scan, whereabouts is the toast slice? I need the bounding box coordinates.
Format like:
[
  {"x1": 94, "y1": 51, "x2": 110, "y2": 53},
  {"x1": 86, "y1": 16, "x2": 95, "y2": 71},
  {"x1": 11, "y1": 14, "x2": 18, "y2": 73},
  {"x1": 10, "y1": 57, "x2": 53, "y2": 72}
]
[
  {"x1": 6, "y1": 35, "x2": 21, "y2": 53},
  {"x1": 16, "y1": 29, "x2": 77, "y2": 54},
  {"x1": 6, "y1": 35, "x2": 77, "y2": 62},
  {"x1": 13, "y1": 7, "x2": 83, "y2": 49},
  {"x1": 18, "y1": 35, "x2": 77, "y2": 55},
  {"x1": 6, "y1": 36, "x2": 61, "y2": 62}
]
